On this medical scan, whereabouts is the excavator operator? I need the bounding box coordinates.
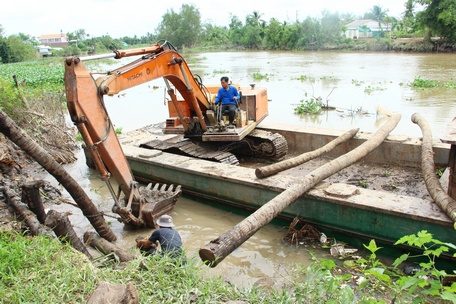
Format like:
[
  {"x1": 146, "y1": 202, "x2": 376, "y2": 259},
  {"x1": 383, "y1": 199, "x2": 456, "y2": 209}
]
[{"x1": 214, "y1": 76, "x2": 240, "y2": 126}]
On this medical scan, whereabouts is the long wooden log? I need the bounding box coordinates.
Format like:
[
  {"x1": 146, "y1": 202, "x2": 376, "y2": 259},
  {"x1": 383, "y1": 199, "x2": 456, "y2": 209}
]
[
  {"x1": 83, "y1": 231, "x2": 135, "y2": 262},
  {"x1": 45, "y1": 210, "x2": 92, "y2": 259},
  {"x1": 255, "y1": 128, "x2": 359, "y2": 178},
  {"x1": 5, "y1": 187, "x2": 52, "y2": 237},
  {"x1": 412, "y1": 113, "x2": 456, "y2": 222},
  {"x1": 199, "y1": 113, "x2": 401, "y2": 267},
  {"x1": 22, "y1": 180, "x2": 47, "y2": 224}
]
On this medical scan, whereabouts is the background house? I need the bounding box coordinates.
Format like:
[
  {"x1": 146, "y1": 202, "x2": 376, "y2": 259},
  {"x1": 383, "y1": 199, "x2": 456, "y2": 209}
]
[
  {"x1": 38, "y1": 32, "x2": 69, "y2": 47},
  {"x1": 345, "y1": 19, "x2": 391, "y2": 39}
]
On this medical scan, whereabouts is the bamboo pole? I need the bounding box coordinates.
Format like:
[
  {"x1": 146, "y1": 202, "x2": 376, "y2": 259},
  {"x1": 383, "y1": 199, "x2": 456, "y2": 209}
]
[
  {"x1": 411, "y1": 113, "x2": 456, "y2": 222},
  {"x1": 255, "y1": 128, "x2": 359, "y2": 178},
  {"x1": 199, "y1": 113, "x2": 401, "y2": 267}
]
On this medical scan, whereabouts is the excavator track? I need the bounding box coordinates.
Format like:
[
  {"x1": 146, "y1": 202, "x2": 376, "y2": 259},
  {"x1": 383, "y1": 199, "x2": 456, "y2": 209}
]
[
  {"x1": 140, "y1": 139, "x2": 240, "y2": 165},
  {"x1": 239, "y1": 129, "x2": 288, "y2": 161}
]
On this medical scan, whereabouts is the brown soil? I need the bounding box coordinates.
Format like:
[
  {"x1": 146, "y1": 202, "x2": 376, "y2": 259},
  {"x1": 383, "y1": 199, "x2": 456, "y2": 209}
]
[{"x1": 241, "y1": 153, "x2": 431, "y2": 201}]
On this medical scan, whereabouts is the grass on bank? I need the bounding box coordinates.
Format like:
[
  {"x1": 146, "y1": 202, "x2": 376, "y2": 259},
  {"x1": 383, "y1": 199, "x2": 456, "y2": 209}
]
[{"x1": 1, "y1": 230, "x2": 455, "y2": 303}]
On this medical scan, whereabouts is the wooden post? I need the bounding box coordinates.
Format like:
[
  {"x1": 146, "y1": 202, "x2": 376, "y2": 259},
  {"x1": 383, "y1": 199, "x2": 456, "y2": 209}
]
[
  {"x1": 199, "y1": 113, "x2": 401, "y2": 267},
  {"x1": 255, "y1": 128, "x2": 359, "y2": 178},
  {"x1": 21, "y1": 180, "x2": 47, "y2": 224}
]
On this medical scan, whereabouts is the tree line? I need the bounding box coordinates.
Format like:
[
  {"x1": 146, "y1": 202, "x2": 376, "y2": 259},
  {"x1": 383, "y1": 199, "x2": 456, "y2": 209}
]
[{"x1": 1, "y1": 0, "x2": 455, "y2": 64}]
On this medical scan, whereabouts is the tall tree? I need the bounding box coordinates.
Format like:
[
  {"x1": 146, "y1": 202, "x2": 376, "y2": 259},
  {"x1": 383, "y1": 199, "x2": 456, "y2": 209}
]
[
  {"x1": 156, "y1": 4, "x2": 201, "y2": 48},
  {"x1": 201, "y1": 23, "x2": 229, "y2": 46},
  {"x1": 320, "y1": 10, "x2": 343, "y2": 45},
  {"x1": 228, "y1": 14, "x2": 244, "y2": 46},
  {"x1": 0, "y1": 35, "x2": 37, "y2": 63},
  {"x1": 264, "y1": 18, "x2": 283, "y2": 50},
  {"x1": 415, "y1": 0, "x2": 456, "y2": 42},
  {"x1": 241, "y1": 11, "x2": 265, "y2": 49},
  {"x1": 371, "y1": 5, "x2": 389, "y2": 34}
]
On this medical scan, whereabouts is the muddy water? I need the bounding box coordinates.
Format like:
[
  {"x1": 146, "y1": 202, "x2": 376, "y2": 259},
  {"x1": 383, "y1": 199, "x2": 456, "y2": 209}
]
[
  {"x1": 43, "y1": 150, "x2": 317, "y2": 288},
  {"x1": 53, "y1": 51, "x2": 456, "y2": 287}
]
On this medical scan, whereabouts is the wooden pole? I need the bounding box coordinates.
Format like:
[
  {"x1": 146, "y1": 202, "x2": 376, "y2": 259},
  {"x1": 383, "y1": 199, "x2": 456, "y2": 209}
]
[
  {"x1": 412, "y1": 113, "x2": 456, "y2": 222},
  {"x1": 255, "y1": 128, "x2": 359, "y2": 178},
  {"x1": 12, "y1": 75, "x2": 30, "y2": 110},
  {"x1": 199, "y1": 113, "x2": 401, "y2": 267}
]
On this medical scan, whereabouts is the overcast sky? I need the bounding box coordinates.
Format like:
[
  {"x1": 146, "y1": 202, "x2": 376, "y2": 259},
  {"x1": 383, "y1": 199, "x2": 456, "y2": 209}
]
[{"x1": 1, "y1": 0, "x2": 410, "y2": 39}]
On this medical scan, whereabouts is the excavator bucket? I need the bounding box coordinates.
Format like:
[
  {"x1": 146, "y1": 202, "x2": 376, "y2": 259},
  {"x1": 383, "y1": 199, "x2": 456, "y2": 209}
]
[
  {"x1": 115, "y1": 183, "x2": 182, "y2": 228},
  {"x1": 139, "y1": 183, "x2": 182, "y2": 228}
]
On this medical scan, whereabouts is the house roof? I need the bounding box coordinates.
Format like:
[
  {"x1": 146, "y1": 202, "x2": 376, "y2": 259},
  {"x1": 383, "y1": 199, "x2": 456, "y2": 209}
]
[
  {"x1": 38, "y1": 33, "x2": 67, "y2": 39},
  {"x1": 345, "y1": 19, "x2": 389, "y2": 31}
]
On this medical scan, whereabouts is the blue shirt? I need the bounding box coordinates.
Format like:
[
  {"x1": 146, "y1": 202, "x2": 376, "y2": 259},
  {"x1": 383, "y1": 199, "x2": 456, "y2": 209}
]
[
  {"x1": 215, "y1": 85, "x2": 240, "y2": 105},
  {"x1": 149, "y1": 227, "x2": 183, "y2": 254}
]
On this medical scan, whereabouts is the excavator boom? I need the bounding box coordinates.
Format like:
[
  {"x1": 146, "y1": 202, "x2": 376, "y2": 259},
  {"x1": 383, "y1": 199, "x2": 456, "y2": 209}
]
[
  {"x1": 63, "y1": 42, "x2": 187, "y2": 228},
  {"x1": 63, "y1": 40, "x2": 287, "y2": 227}
]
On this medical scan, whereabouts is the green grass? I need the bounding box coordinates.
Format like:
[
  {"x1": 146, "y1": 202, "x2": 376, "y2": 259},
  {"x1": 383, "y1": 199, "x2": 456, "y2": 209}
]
[
  {"x1": 0, "y1": 231, "x2": 280, "y2": 303},
  {"x1": 1, "y1": 230, "x2": 455, "y2": 303}
]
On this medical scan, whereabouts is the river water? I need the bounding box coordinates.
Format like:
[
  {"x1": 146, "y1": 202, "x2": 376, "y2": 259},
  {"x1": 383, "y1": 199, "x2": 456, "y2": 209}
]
[
  {"x1": 50, "y1": 51, "x2": 456, "y2": 287},
  {"x1": 106, "y1": 50, "x2": 456, "y2": 138}
]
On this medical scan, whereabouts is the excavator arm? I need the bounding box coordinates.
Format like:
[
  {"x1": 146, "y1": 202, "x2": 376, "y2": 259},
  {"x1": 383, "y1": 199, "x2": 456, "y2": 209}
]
[{"x1": 63, "y1": 41, "x2": 193, "y2": 228}]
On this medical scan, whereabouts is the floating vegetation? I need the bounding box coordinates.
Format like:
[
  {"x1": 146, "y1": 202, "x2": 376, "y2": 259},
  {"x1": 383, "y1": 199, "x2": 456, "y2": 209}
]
[
  {"x1": 213, "y1": 69, "x2": 230, "y2": 75},
  {"x1": 293, "y1": 74, "x2": 316, "y2": 82},
  {"x1": 410, "y1": 76, "x2": 456, "y2": 89},
  {"x1": 364, "y1": 84, "x2": 386, "y2": 95},
  {"x1": 320, "y1": 75, "x2": 340, "y2": 82},
  {"x1": 252, "y1": 72, "x2": 270, "y2": 81},
  {"x1": 351, "y1": 79, "x2": 365, "y2": 86},
  {"x1": 0, "y1": 60, "x2": 64, "y2": 92},
  {"x1": 293, "y1": 98, "x2": 322, "y2": 115}
]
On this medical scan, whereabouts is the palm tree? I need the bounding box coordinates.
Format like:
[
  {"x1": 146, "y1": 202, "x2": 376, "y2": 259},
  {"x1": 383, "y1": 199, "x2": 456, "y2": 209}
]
[{"x1": 371, "y1": 5, "x2": 389, "y2": 34}]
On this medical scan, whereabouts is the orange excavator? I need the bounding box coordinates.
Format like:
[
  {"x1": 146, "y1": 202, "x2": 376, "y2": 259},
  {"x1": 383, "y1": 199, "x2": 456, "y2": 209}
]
[{"x1": 63, "y1": 40, "x2": 287, "y2": 227}]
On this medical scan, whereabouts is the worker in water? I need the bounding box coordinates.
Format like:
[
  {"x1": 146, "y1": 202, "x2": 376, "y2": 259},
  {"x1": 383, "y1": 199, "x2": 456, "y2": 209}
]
[
  {"x1": 214, "y1": 76, "x2": 240, "y2": 126},
  {"x1": 136, "y1": 214, "x2": 184, "y2": 260}
]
